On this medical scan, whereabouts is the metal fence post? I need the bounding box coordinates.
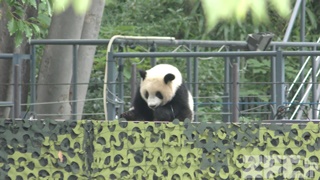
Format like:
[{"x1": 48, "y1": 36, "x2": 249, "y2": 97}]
[
  {"x1": 14, "y1": 64, "x2": 21, "y2": 119},
  {"x1": 275, "y1": 50, "x2": 285, "y2": 118},
  {"x1": 30, "y1": 45, "x2": 36, "y2": 112},
  {"x1": 187, "y1": 44, "x2": 192, "y2": 92},
  {"x1": 13, "y1": 54, "x2": 21, "y2": 119},
  {"x1": 222, "y1": 47, "x2": 230, "y2": 122},
  {"x1": 107, "y1": 52, "x2": 116, "y2": 120},
  {"x1": 130, "y1": 64, "x2": 137, "y2": 104},
  {"x1": 150, "y1": 42, "x2": 157, "y2": 67},
  {"x1": 311, "y1": 46, "x2": 318, "y2": 119},
  {"x1": 271, "y1": 45, "x2": 277, "y2": 119},
  {"x1": 299, "y1": 0, "x2": 306, "y2": 102},
  {"x1": 193, "y1": 46, "x2": 199, "y2": 122},
  {"x1": 232, "y1": 62, "x2": 239, "y2": 122},
  {"x1": 72, "y1": 45, "x2": 78, "y2": 120},
  {"x1": 118, "y1": 44, "x2": 124, "y2": 114}
]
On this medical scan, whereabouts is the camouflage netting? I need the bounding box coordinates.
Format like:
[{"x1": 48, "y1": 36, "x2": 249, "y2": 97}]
[{"x1": 0, "y1": 119, "x2": 320, "y2": 179}]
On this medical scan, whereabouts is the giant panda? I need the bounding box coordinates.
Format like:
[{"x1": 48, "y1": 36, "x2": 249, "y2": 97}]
[{"x1": 120, "y1": 64, "x2": 194, "y2": 122}]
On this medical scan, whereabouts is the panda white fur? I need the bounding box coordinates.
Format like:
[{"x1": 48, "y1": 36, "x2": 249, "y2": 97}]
[{"x1": 120, "y1": 64, "x2": 194, "y2": 121}]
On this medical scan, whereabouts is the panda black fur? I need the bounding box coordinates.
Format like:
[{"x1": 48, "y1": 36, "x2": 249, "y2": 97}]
[{"x1": 120, "y1": 64, "x2": 194, "y2": 121}]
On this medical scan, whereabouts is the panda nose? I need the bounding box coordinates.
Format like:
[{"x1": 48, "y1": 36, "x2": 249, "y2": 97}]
[{"x1": 149, "y1": 105, "x2": 156, "y2": 109}]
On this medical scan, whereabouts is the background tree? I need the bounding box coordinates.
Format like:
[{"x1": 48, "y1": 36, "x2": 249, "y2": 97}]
[
  {"x1": 0, "y1": 0, "x2": 105, "y2": 119},
  {"x1": 0, "y1": 0, "x2": 49, "y2": 117},
  {"x1": 36, "y1": 0, "x2": 105, "y2": 120}
]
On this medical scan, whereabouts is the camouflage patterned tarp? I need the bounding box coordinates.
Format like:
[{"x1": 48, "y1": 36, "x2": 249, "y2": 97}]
[{"x1": 1, "y1": 119, "x2": 319, "y2": 179}]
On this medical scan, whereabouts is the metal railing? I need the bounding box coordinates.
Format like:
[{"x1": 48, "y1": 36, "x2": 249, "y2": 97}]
[
  {"x1": 1, "y1": 38, "x2": 320, "y2": 121},
  {"x1": 0, "y1": 53, "x2": 31, "y2": 119}
]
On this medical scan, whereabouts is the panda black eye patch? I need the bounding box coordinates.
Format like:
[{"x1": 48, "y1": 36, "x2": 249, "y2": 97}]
[
  {"x1": 145, "y1": 91, "x2": 149, "y2": 99},
  {"x1": 156, "y1": 91, "x2": 163, "y2": 99}
]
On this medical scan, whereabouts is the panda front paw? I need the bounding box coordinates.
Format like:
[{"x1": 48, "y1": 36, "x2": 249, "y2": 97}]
[
  {"x1": 120, "y1": 110, "x2": 138, "y2": 120},
  {"x1": 154, "y1": 106, "x2": 173, "y2": 121}
]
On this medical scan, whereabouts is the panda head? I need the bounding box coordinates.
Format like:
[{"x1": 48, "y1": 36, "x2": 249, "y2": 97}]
[{"x1": 139, "y1": 64, "x2": 183, "y2": 109}]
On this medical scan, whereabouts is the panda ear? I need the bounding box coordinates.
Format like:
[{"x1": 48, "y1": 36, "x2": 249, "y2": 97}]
[
  {"x1": 139, "y1": 70, "x2": 147, "y2": 80},
  {"x1": 164, "y1": 73, "x2": 175, "y2": 84}
]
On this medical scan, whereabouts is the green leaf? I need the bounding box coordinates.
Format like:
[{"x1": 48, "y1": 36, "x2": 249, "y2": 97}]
[
  {"x1": 7, "y1": 19, "x2": 16, "y2": 36},
  {"x1": 17, "y1": 20, "x2": 25, "y2": 31},
  {"x1": 31, "y1": 24, "x2": 41, "y2": 34},
  {"x1": 235, "y1": 0, "x2": 250, "y2": 21},
  {"x1": 25, "y1": 26, "x2": 33, "y2": 38},
  {"x1": 43, "y1": 0, "x2": 53, "y2": 16},
  {"x1": 15, "y1": 6, "x2": 25, "y2": 18},
  {"x1": 269, "y1": 0, "x2": 291, "y2": 17},
  {"x1": 306, "y1": 8, "x2": 317, "y2": 29},
  {"x1": 29, "y1": 0, "x2": 38, "y2": 9},
  {"x1": 251, "y1": 0, "x2": 269, "y2": 23},
  {"x1": 38, "y1": 13, "x2": 51, "y2": 26},
  {"x1": 201, "y1": 0, "x2": 291, "y2": 32},
  {"x1": 14, "y1": 32, "x2": 23, "y2": 47},
  {"x1": 73, "y1": 0, "x2": 90, "y2": 14},
  {"x1": 52, "y1": 0, "x2": 71, "y2": 14}
]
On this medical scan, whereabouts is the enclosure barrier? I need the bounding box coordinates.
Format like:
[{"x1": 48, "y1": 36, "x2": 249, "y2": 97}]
[
  {"x1": 0, "y1": 53, "x2": 31, "y2": 119},
  {"x1": 1, "y1": 119, "x2": 320, "y2": 179},
  {"x1": 28, "y1": 39, "x2": 320, "y2": 121}
]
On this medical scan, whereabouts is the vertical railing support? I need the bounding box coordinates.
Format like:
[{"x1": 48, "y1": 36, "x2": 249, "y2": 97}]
[
  {"x1": 274, "y1": 50, "x2": 285, "y2": 119},
  {"x1": 311, "y1": 46, "x2": 318, "y2": 119},
  {"x1": 150, "y1": 42, "x2": 157, "y2": 67},
  {"x1": 107, "y1": 52, "x2": 116, "y2": 120},
  {"x1": 299, "y1": 0, "x2": 306, "y2": 101},
  {"x1": 13, "y1": 63, "x2": 21, "y2": 119},
  {"x1": 232, "y1": 62, "x2": 239, "y2": 123},
  {"x1": 72, "y1": 45, "x2": 78, "y2": 120},
  {"x1": 222, "y1": 47, "x2": 230, "y2": 122},
  {"x1": 118, "y1": 44, "x2": 125, "y2": 114},
  {"x1": 271, "y1": 45, "x2": 277, "y2": 119},
  {"x1": 30, "y1": 45, "x2": 36, "y2": 112},
  {"x1": 187, "y1": 44, "x2": 193, "y2": 92},
  {"x1": 130, "y1": 64, "x2": 137, "y2": 104},
  {"x1": 11, "y1": 54, "x2": 21, "y2": 119},
  {"x1": 193, "y1": 46, "x2": 199, "y2": 122}
]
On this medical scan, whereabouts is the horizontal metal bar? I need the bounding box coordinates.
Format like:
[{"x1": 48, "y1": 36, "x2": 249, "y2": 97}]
[
  {"x1": 262, "y1": 120, "x2": 320, "y2": 123},
  {"x1": 18, "y1": 54, "x2": 32, "y2": 59},
  {"x1": 0, "y1": 54, "x2": 31, "y2": 60},
  {"x1": 112, "y1": 51, "x2": 320, "y2": 58},
  {"x1": 0, "y1": 101, "x2": 14, "y2": 106},
  {"x1": 0, "y1": 54, "x2": 14, "y2": 59},
  {"x1": 29, "y1": 39, "x2": 320, "y2": 48},
  {"x1": 2, "y1": 118, "x2": 319, "y2": 124},
  {"x1": 29, "y1": 39, "x2": 248, "y2": 47},
  {"x1": 283, "y1": 51, "x2": 320, "y2": 56},
  {"x1": 30, "y1": 39, "x2": 111, "y2": 45},
  {"x1": 113, "y1": 51, "x2": 277, "y2": 58}
]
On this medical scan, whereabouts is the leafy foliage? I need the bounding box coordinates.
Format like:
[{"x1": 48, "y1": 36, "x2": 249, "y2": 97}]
[
  {"x1": 201, "y1": 0, "x2": 291, "y2": 33},
  {"x1": 100, "y1": 0, "x2": 204, "y2": 39},
  {"x1": 50, "y1": 0, "x2": 91, "y2": 14},
  {"x1": 4, "y1": 0, "x2": 51, "y2": 46}
]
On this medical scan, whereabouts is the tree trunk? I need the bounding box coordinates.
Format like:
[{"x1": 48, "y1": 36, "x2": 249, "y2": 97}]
[
  {"x1": 0, "y1": 2, "x2": 14, "y2": 117},
  {"x1": 36, "y1": 7, "x2": 85, "y2": 120},
  {"x1": 75, "y1": 0, "x2": 105, "y2": 120},
  {"x1": 0, "y1": 2, "x2": 36, "y2": 118},
  {"x1": 20, "y1": 5, "x2": 38, "y2": 113}
]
